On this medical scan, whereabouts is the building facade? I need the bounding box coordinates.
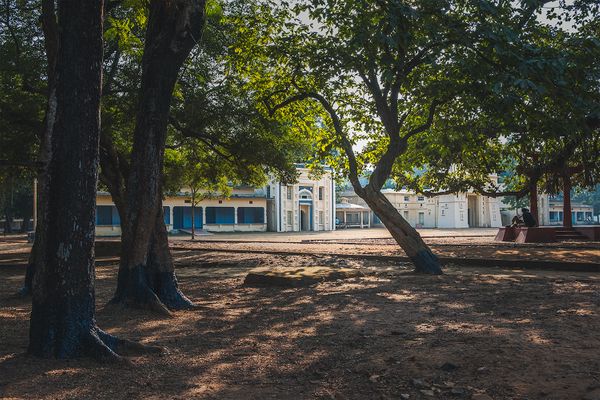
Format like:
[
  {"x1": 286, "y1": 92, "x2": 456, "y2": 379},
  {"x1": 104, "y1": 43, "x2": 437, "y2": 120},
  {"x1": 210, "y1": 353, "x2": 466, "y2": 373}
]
[
  {"x1": 266, "y1": 166, "x2": 336, "y2": 232},
  {"x1": 338, "y1": 186, "x2": 503, "y2": 229},
  {"x1": 95, "y1": 166, "x2": 335, "y2": 236},
  {"x1": 529, "y1": 194, "x2": 594, "y2": 226}
]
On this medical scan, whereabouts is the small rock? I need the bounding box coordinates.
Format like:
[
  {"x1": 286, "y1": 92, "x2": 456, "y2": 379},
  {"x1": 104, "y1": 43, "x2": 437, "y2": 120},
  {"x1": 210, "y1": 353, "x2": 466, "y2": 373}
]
[
  {"x1": 411, "y1": 378, "x2": 427, "y2": 388},
  {"x1": 369, "y1": 374, "x2": 380, "y2": 383},
  {"x1": 476, "y1": 366, "x2": 489, "y2": 373},
  {"x1": 400, "y1": 394, "x2": 410, "y2": 400},
  {"x1": 440, "y1": 362, "x2": 459, "y2": 372},
  {"x1": 471, "y1": 394, "x2": 493, "y2": 400},
  {"x1": 420, "y1": 389, "x2": 435, "y2": 397},
  {"x1": 450, "y1": 387, "x2": 468, "y2": 396}
]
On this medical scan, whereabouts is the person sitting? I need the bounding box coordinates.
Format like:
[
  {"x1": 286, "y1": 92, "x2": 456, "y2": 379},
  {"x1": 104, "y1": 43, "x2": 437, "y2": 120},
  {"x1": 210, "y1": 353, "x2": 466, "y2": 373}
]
[
  {"x1": 521, "y1": 207, "x2": 537, "y2": 227},
  {"x1": 510, "y1": 214, "x2": 523, "y2": 227}
]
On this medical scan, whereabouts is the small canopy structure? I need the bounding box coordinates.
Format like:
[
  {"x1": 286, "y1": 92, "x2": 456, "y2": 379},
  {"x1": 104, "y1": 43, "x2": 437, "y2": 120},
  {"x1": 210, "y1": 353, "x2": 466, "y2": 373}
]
[{"x1": 335, "y1": 198, "x2": 371, "y2": 228}]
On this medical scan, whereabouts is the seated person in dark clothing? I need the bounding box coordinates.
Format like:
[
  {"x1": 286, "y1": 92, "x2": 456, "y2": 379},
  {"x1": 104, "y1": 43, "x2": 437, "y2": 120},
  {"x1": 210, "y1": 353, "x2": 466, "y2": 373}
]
[
  {"x1": 521, "y1": 207, "x2": 537, "y2": 227},
  {"x1": 510, "y1": 214, "x2": 523, "y2": 227}
]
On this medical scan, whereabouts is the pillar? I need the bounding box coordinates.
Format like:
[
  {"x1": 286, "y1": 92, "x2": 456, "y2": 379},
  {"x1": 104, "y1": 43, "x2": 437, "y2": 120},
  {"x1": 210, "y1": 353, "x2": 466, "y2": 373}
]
[{"x1": 169, "y1": 206, "x2": 174, "y2": 231}]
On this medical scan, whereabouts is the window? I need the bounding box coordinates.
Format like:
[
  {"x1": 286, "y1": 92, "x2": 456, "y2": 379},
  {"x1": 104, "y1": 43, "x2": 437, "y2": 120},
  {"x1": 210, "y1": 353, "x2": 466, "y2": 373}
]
[
  {"x1": 319, "y1": 211, "x2": 324, "y2": 224},
  {"x1": 403, "y1": 210, "x2": 409, "y2": 220},
  {"x1": 287, "y1": 186, "x2": 292, "y2": 200},
  {"x1": 441, "y1": 209, "x2": 445, "y2": 216},
  {"x1": 205, "y1": 207, "x2": 234, "y2": 224},
  {"x1": 417, "y1": 196, "x2": 425, "y2": 202},
  {"x1": 318, "y1": 187, "x2": 324, "y2": 200},
  {"x1": 404, "y1": 196, "x2": 410, "y2": 202},
  {"x1": 266, "y1": 186, "x2": 271, "y2": 198},
  {"x1": 418, "y1": 212, "x2": 425, "y2": 225},
  {"x1": 96, "y1": 206, "x2": 114, "y2": 226},
  {"x1": 237, "y1": 207, "x2": 264, "y2": 224},
  {"x1": 585, "y1": 212, "x2": 593, "y2": 220},
  {"x1": 287, "y1": 210, "x2": 293, "y2": 226},
  {"x1": 577, "y1": 212, "x2": 584, "y2": 222},
  {"x1": 173, "y1": 206, "x2": 202, "y2": 229},
  {"x1": 549, "y1": 211, "x2": 560, "y2": 222}
]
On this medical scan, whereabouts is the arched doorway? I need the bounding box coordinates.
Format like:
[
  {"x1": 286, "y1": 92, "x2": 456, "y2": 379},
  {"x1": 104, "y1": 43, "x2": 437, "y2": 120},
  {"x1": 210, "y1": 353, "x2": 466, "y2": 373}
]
[{"x1": 298, "y1": 188, "x2": 313, "y2": 231}]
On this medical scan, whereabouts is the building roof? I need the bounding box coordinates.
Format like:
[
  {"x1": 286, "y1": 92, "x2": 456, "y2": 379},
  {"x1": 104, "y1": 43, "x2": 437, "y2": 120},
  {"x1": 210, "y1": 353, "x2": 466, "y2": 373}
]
[{"x1": 336, "y1": 202, "x2": 369, "y2": 210}]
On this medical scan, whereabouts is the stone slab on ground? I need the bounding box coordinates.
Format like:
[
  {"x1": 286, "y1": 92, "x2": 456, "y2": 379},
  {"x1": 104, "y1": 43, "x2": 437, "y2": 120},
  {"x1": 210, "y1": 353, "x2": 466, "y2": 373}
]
[{"x1": 243, "y1": 266, "x2": 362, "y2": 287}]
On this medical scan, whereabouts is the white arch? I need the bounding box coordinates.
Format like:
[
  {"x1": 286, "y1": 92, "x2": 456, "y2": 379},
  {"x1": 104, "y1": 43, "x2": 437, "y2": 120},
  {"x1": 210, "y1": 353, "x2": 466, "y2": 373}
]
[{"x1": 298, "y1": 189, "x2": 313, "y2": 200}]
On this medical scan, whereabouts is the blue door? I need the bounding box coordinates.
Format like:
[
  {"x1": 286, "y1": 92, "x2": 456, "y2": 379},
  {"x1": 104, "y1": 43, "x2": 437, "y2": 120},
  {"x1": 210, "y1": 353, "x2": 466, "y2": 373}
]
[{"x1": 173, "y1": 206, "x2": 202, "y2": 229}]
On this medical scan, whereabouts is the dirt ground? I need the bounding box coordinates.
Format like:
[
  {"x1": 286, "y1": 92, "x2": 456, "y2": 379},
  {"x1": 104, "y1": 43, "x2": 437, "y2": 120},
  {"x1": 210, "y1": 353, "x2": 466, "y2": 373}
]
[{"x1": 1, "y1": 236, "x2": 600, "y2": 400}]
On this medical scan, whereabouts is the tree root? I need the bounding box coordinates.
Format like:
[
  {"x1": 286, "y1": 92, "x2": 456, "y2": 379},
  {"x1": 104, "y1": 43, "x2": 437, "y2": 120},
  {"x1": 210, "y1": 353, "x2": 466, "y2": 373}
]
[
  {"x1": 97, "y1": 329, "x2": 165, "y2": 356},
  {"x1": 82, "y1": 328, "x2": 165, "y2": 364},
  {"x1": 157, "y1": 282, "x2": 196, "y2": 311},
  {"x1": 16, "y1": 285, "x2": 31, "y2": 297},
  {"x1": 108, "y1": 288, "x2": 173, "y2": 317},
  {"x1": 411, "y1": 249, "x2": 444, "y2": 275}
]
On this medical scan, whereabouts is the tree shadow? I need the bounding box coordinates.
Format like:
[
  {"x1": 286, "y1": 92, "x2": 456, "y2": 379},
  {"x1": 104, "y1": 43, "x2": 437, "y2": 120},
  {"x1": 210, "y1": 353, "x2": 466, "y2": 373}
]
[{"x1": 1, "y1": 253, "x2": 599, "y2": 399}]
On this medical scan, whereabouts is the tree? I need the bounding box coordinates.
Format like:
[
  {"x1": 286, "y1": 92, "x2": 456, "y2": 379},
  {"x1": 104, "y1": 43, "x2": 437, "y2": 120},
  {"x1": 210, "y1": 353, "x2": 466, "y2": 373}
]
[
  {"x1": 101, "y1": 0, "x2": 207, "y2": 314},
  {"x1": 0, "y1": 0, "x2": 60, "y2": 295},
  {"x1": 230, "y1": 0, "x2": 575, "y2": 273},
  {"x1": 100, "y1": 0, "x2": 307, "y2": 313},
  {"x1": 28, "y1": 0, "x2": 149, "y2": 360},
  {"x1": 376, "y1": 7, "x2": 599, "y2": 228}
]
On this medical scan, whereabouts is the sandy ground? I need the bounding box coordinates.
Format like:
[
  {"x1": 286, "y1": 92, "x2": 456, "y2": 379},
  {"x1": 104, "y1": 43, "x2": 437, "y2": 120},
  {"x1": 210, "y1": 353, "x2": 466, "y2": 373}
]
[{"x1": 1, "y1": 237, "x2": 600, "y2": 399}]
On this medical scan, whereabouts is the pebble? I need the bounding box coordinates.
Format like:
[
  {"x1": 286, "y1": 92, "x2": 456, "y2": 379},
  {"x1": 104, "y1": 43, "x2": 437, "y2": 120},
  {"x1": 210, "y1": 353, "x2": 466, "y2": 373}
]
[
  {"x1": 411, "y1": 378, "x2": 427, "y2": 388},
  {"x1": 420, "y1": 389, "x2": 435, "y2": 397},
  {"x1": 440, "y1": 362, "x2": 459, "y2": 372}
]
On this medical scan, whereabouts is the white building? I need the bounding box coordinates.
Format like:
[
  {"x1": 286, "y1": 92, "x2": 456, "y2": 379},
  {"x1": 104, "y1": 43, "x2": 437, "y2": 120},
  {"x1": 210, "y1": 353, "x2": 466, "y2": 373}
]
[
  {"x1": 95, "y1": 165, "x2": 335, "y2": 236},
  {"x1": 338, "y1": 182, "x2": 503, "y2": 229},
  {"x1": 265, "y1": 166, "x2": 336, "y2": 232}
]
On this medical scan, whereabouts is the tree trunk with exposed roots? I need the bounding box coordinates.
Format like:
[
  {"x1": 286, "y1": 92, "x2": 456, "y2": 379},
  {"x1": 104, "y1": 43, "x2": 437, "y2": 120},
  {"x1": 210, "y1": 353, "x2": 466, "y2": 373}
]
[
  {"x1": 28, "y1": 0, "x2": 132, "y2": 360},
  {"x1": 108, "y1": 0, "x2": 205, "y2": 314}
]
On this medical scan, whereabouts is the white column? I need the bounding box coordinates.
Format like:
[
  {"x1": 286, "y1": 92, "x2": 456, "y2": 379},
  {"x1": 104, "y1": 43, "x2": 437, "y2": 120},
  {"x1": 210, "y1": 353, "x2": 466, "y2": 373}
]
[
  {"x1": 360, "y1": 211, "x2": 364, "y2": 228},
  {"x1": 275, "y1": 184, "x2": 281, "y2": 232},
  {"x1": 202, "y1": 207, "x2": 206, "y2": 228},
  {"x1": 169, "y1": 206, "x2": 174, "y2": 231},
  {"x1": 234, "y1": 206, "x2": 238, "y2": 225},
  {"x1": 263, "y1": 206, "x2": 267, "y2": 227}
]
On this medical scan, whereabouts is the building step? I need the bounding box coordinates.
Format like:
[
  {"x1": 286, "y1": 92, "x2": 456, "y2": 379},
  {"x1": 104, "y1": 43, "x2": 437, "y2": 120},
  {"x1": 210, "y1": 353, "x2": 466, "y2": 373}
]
[{"x1": 555, "y1": 228, "x2": 589, "y2": 241}]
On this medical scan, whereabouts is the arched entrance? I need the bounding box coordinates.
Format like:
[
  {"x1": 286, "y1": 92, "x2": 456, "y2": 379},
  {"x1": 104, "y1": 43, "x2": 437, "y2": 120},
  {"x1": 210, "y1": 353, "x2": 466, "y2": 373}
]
[{"x1": 298, "y1": 188, "x2": 313, "y2": 231}]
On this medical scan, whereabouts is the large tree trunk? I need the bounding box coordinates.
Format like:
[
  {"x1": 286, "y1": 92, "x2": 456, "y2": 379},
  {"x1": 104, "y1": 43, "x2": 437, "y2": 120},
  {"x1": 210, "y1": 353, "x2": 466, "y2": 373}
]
[
  {"x1": 529, "y1": 181, "x2": 538, "y2": 226},
  {"x1": 562, "y1": 169, "x2": 572, "y2": 228},
  {"x1": 360, "y1": 186, "x2": 442, "y2": 274},
  {"x1": 19, "y1": 0, "x2": 59, "y2": 296},
  {"x1": 109, "y1": 0, "x2": 205, "y2": 313},
  {"x1": 28, "y1": 0, "x2": 119, "y2": 359}
]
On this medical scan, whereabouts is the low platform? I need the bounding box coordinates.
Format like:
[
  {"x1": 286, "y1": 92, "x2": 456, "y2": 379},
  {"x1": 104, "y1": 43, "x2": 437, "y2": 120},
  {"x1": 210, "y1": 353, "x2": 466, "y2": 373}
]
[
  {"x1": 244, "y1": 266, "x2": 362, "y2": 287},
  {"x1": 495, "y1": 226, "x2": 600, "y2": 243}
]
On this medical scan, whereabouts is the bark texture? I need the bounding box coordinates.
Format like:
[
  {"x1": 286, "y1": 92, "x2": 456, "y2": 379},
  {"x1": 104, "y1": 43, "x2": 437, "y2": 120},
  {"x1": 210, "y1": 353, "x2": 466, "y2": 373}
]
[
  {"x1": 108, "y1": 0, "x2": 205, "y2": 313},
  {"x1": 19, "y1": 0, "x2": 59, "y2": 296},
  {"x1": 562, "y1": 169, "x2": 572, "y2": 228},
  {"x1": 28, "y1": 0, "x2": 115, "y2": 359},
  {"x1": 360, "y1": 186, "x2": 442, "y2": 275},
  {"x1": 529, "y1": 181, "x2": 538, "y2": 227}
]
